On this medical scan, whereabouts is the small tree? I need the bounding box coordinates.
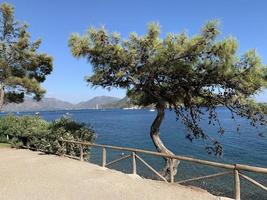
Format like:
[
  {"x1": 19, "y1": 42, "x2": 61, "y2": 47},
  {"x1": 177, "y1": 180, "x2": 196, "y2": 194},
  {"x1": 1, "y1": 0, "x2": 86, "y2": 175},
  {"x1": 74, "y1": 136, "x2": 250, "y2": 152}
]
[
  {"x1": 69, "y1": 21, "x2": 267, "y2": 179},
  {"x1": 0, "y1": 3, "x2": 53, "y2": 109}
]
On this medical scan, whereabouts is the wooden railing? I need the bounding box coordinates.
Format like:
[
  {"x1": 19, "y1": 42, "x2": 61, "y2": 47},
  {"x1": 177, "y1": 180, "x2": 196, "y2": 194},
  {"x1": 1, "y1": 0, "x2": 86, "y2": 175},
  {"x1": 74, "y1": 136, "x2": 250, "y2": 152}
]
[{"x1": 61, "y1": 139, "x2": 267, "y2": 200}]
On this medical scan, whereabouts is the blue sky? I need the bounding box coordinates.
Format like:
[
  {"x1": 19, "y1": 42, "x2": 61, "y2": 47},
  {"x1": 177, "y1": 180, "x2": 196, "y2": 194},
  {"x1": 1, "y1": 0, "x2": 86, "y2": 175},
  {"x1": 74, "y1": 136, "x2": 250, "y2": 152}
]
[{"x1": 4, "y1": 0, "x2": 267, "y2": 103}]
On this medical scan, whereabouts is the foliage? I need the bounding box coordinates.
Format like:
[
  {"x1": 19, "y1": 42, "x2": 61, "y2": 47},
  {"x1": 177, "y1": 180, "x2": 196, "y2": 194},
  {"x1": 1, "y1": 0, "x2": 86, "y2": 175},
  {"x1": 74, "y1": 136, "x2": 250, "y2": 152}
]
[
  {"x1": 69, "y1": 21, "x2": 267, "y2": 155},
  {"x1": 257, "y1": 103, "x2": 267, "y2": 114},
  {"x1": 0, "y1": 115, "x2": 95, "y2": 159},
  {"x1": 0, "y1": 3, "x2": 53, "y2": 108}
]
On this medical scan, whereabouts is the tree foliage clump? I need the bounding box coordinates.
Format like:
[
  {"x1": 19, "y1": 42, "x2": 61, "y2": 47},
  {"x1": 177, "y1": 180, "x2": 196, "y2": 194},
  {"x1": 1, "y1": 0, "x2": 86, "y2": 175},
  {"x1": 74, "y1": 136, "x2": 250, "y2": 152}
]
[
  {"x1": 0, "y1": 3, "x2": 53, "y2": 109},
  {"x1": 0, "y1": 115, "x2": 95, "y2": 160},
  {"x1": 69, "y1": 21, "x2": 267, "y2": 179},
  {"x1": 256, "y1": 103, "x2": 267, "y2": 114}
]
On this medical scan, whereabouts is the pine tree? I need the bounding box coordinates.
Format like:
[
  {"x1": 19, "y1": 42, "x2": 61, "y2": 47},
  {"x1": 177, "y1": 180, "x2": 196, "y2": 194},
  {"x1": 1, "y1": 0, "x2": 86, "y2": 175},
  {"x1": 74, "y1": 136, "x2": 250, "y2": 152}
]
[
  {"x1": 69, "y1": 21, "x2": 267, "y2": 180},
  {"x1": 0, "y1": 3, "x2": 53, "y2": 109}
]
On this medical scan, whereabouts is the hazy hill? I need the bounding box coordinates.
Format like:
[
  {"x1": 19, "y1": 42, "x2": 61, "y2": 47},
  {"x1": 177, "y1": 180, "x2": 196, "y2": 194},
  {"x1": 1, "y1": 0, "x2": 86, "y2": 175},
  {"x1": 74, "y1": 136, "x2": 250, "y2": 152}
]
[
  {"x1": 2, "y1": 97, "x2": 74, "y2": 112},
  {"x1": 75, "y1": 96, "x2": 120, "y2": 109},
  {"x1": 102, "y1": 96, "x2": 132, "y2": 108},
  {"x1": 2, "y1": 96, "x2": 122, "y2": 112}
]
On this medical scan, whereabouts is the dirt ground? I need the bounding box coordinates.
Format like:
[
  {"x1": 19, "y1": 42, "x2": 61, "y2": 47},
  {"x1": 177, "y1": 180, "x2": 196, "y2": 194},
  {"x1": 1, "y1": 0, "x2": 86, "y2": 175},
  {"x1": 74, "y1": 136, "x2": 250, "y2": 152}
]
[{"x1": 0, "y1": 148, "x2": 232, "y2": 200}]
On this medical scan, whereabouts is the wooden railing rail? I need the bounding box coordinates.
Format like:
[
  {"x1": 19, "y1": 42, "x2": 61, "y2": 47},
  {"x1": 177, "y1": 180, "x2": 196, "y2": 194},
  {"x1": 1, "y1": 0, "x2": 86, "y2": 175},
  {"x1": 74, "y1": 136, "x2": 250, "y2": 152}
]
[
  {"x1": 135, "y1": 154, "x2": 167, "y2": 182},
  {"x1": 239, "y1": 173, "x2": 267, "y2": 192},
  {"x1": 105, "y1": 154, "x2": 131, "y2": 167},
  {"x1": 177, "y1": 171, "x2": 232, "y2": 184},
  {"x1": 60, "y1": 139, "x2": 267, "y2": 200},
  {"x1": 60, "y1": 139, "x2": 267, "y2": 173}
]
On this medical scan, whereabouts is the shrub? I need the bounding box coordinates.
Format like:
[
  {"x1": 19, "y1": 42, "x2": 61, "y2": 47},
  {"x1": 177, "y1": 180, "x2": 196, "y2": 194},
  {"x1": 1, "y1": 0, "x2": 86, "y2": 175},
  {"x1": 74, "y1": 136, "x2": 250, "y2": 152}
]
[{"x1": 0, "y1": 115, "x2": 95, "y2": 160}]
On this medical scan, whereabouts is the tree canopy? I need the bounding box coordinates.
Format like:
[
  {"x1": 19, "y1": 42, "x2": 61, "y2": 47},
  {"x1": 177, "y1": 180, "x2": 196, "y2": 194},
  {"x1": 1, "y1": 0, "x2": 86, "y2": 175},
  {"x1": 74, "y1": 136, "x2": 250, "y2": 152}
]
[
  {"x1": 0, "y1": 3, "x2": 53, "y2": 108},
  {"x1": 69, "y1": 21, "x2": 267, "y2": 156}
]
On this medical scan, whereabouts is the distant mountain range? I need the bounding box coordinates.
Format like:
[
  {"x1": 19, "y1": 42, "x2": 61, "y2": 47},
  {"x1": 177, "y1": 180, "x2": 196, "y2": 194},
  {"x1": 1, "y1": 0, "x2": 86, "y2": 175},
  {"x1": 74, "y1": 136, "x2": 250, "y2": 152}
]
[
  {"x1": 2, "y1": 96, "x2": 131, "y2": 112},
  {"x1": 3, "y1": 94, "x2": 262, "y2": 112}
]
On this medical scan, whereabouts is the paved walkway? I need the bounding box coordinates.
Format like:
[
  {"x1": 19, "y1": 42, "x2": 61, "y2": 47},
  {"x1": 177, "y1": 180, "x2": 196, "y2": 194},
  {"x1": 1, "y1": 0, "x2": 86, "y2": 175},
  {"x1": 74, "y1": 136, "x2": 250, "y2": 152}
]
[{"x1": 0, "y1": 148, "x2": 230, "y2": 200}]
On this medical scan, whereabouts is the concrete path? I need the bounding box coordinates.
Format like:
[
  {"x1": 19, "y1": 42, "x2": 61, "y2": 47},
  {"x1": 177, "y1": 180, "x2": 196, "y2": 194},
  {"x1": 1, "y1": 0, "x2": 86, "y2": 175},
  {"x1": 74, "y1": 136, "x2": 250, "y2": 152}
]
[{"x1": 0, "y1": 148, "x2": 230, "y2": 200}]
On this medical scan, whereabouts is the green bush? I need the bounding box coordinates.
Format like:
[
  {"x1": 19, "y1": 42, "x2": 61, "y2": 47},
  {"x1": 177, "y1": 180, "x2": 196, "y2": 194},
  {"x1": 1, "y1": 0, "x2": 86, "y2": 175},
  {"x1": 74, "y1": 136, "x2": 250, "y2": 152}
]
[{"x1": 0, "y1": 115, "x2": 95, "y2": 160}]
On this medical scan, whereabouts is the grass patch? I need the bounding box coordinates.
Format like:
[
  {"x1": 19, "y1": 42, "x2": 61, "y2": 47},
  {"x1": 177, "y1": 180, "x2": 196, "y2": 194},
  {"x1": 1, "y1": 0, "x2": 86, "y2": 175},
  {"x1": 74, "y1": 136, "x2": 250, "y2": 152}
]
[{"x1": 0, "y1": 143, "x2": 11, "y2": 148}]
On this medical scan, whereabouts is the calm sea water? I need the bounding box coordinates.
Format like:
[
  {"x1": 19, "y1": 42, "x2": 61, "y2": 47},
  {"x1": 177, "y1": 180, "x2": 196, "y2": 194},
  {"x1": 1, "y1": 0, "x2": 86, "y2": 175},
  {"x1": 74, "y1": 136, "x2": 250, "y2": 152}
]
[{"x1": 2, "y1": 108, "x2": 267, "y2": 199}]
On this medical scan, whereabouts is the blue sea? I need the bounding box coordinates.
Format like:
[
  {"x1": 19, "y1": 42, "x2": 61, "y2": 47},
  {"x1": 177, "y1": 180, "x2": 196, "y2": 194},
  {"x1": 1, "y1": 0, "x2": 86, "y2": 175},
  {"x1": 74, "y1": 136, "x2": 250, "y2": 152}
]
[{"x1": 2, "y1": 108, "x2": 267, "y2": 199}]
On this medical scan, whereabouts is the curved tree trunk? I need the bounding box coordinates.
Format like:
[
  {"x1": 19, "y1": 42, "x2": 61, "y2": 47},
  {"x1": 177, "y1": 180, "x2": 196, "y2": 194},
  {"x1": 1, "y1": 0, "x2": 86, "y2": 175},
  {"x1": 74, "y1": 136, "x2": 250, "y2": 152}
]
[{"x1": 150, "y1": 103, "x2": 180, "y2": 181}]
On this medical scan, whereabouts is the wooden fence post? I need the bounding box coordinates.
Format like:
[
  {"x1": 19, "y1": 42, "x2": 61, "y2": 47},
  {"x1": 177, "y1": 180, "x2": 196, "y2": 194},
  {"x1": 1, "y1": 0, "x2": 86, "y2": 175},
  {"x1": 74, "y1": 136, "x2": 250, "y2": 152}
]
[
  {"x1": 170, "y1": 159, "x2": 174, "y2": 183},
  {"x1": 65, "y1": 142, "x2": 68, "y2": 155},
  {"x1": 102, "y1": 147, "x2": 106, "y2": 167},
  {"x1": 80, "y1": 144, "x2": 84, "y2": 162},
  {"x1": 234, "y1": 167, "x2": 241, "y2": 200},
  {"x1": 62, "y1": 141, "x2": 66, "y2": 156},
  {"x1": 132, "y1": 152, "x2": 136, "y2": 174}
]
